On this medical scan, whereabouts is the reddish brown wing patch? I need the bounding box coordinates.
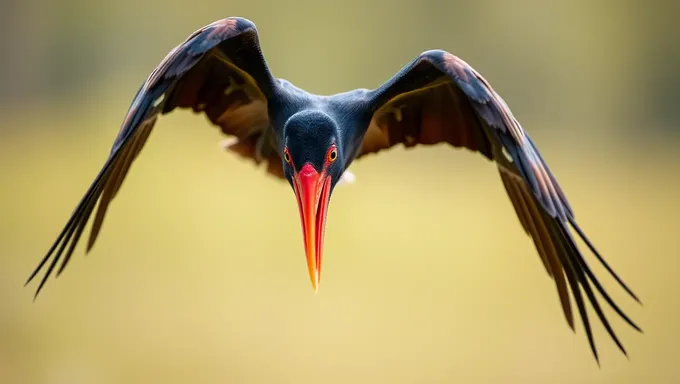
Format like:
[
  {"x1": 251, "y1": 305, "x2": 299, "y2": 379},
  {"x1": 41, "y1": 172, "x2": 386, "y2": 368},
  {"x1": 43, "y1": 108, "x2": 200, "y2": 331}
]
[
  {"x1": 360, "y1": 50, "x2": 566, "y2": 218},
  {"x1": 427, "y1": 50, "x2": 569, "y2": 218},
  {"x1": 358, "y1": 120, "x2": 391, "y2": 155},
  {"x1": 358, "y1": 78, "x2": 492, "y2": 160},
  {"x1": 163, "y1": 51, "x2": 280, "y2": 177}
]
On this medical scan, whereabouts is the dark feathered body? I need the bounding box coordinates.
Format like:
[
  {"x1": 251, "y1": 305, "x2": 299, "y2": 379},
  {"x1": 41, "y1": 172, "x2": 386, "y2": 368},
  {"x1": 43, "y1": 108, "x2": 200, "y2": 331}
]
[
  {"x1": 267, "y1": 82, "x2": 374, "y2": 176},
  {"x1": 26, "y1": 17, "x2": 642, "y2": 364}
]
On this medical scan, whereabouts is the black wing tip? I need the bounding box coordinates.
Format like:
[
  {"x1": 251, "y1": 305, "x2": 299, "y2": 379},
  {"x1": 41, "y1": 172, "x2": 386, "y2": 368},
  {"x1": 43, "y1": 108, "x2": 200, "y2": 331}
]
[
  {"x1": 559, "y1": 226, "x2": 625, "y2": 354},
  {"x1": 24, "y1": 269, "x2": 39, "y2": 287},
  {"x1": 565, "y1": 314, "x2": 575, "y2": 331},
  {"x1": 85, "y1": 241, "x2": 95, "y2": 254},
  {"x1": 25, "y1": 169, "x2": 111, "y2": 301},
  {"x1": 594, "y1": 359, "x2": 601, "y2": 368},
  {"x1": 567, "y1": 216, "x2": 642, "y2": 304},
  {"x1": 593, "y1": 351, "x2": 601, "y2": 367},
  {"x1": 27, "y1": 231, "x2": 93, "y2": 300},
  {"x1": 627, "y1": 291, "x2": 643, "y2": 305},
  {"x1": 25, "y1": 247, "x2": 58, "y2": 299},
  {"x1": 25, "y1": 268, "x2": 42, "y2": 301},
  {"x1": 585, "y1": 324, "x2": 600, "y2": 365},
  {"x1": 31, "y1": 271, "x2": 51, "y2": 301},
  {"x1": 540, "y1": 210, "x2": 636, "y2": 365}
]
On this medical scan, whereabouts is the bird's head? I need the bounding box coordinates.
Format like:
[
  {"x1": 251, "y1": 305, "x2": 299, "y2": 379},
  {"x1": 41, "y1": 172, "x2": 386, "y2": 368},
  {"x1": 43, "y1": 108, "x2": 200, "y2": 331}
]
[{"x1": 282, "y1": 110, "x2": 345, "y2": 292}]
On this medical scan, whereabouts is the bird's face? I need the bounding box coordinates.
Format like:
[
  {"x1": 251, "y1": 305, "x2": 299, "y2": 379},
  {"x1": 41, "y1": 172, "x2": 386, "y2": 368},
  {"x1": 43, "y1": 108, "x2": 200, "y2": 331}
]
[{"x1": 282, "y1": 111, "x2": 345, "y2": 291}]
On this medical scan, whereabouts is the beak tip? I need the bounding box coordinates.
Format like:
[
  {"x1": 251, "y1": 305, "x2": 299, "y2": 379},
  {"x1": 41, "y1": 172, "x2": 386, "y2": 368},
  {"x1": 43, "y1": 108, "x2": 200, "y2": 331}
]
[{"x1": 310, "y1": 273, "x2": 320, "y2": 294}]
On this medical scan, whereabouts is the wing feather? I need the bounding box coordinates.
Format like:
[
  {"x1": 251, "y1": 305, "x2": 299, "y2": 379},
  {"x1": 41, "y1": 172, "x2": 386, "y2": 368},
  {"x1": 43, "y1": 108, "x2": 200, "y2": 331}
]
[
  {"x1": 86, "y1": 117, "x2": 156, "y2": 254},
  {"x1": 26, "y1": 17, "x2": 280, "y2": 297},
  {"x1": 358, "y1": 49, "x2": 641, "y2": 360}
]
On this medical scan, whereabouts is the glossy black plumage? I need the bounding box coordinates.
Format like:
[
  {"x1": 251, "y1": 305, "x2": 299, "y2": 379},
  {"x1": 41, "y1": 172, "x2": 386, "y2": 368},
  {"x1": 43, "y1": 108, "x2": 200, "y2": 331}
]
[{"x1": 26, "y1": 17, "x2": 641, "y2": 363}]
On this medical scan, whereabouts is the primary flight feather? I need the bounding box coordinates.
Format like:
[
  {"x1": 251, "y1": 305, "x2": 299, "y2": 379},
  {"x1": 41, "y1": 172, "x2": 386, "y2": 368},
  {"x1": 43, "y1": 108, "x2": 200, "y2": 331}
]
[{"x1": 26, "y1": 17, "x2": 641, "y2": 363}]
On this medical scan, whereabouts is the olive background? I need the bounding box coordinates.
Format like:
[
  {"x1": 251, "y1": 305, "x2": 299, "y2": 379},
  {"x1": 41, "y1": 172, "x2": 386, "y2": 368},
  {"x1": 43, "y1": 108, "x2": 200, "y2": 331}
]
[{"x1": 1, "y1": 0, "x2": 678, "y2": 383}]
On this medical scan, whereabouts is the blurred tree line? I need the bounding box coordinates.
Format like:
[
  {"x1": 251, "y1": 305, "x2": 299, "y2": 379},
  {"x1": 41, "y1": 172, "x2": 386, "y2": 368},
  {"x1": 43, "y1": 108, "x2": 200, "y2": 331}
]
[{"x1": 0, "y1": 0, "x2": 677, "y2": 133}]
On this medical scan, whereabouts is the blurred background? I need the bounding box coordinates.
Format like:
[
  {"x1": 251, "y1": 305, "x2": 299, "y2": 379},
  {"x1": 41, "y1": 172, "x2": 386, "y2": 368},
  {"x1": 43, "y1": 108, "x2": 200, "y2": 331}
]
[{"x1": 1, "y1": 0, "x2": 679, "y2": 383}]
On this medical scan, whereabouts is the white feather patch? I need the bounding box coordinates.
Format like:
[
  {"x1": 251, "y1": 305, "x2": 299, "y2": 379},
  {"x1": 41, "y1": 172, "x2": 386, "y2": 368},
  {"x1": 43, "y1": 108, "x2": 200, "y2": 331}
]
[
  {"x1": 338, "y1": 170, "x2": 356, "y2": 186},
  {"x1": 218, "y1": 137, "x2": 239, "y2": 150}
]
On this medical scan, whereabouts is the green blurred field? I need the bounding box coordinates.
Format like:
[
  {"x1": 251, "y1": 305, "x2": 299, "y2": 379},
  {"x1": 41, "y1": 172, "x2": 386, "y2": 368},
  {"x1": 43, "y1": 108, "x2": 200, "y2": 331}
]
[{"x1": 1, "y1": 89, "x2": 678, "y2": 383}]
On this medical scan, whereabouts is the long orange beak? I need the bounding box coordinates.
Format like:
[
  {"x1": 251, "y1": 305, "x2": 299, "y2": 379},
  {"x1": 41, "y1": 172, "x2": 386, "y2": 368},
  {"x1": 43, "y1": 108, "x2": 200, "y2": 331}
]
[{"x1": 293, "y1": 163, "x2": 332, "y2": 292}]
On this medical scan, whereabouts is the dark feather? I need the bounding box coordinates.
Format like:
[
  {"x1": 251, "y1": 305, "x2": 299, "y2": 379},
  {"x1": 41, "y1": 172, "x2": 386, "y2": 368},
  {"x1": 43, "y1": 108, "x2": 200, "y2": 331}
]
[
  {"x1": 26, "y1": 17, "x2": 281, "y2": 297},
  {"x1": 359, "y1": 49, "x2": 641, "y2": 360}
]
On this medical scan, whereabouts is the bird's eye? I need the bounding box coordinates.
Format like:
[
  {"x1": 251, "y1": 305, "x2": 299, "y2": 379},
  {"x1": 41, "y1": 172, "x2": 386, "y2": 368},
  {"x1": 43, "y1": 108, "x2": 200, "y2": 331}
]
[
  {"x1": 327, "y1": 147, "x2": 338, "y2": 163},
  {"x1": 284, "y1": 149, "x2": 292, "y2": 164}
]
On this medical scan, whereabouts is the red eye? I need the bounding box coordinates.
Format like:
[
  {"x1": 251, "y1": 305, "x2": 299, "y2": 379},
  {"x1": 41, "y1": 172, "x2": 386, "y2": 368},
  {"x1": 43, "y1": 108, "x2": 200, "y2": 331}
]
[
  {"x1": 284, "y1": 148, "x2": 292, "y2": 164},
  {"x1": 327, "y1": 147, "x2": 338, "y2": 163}
]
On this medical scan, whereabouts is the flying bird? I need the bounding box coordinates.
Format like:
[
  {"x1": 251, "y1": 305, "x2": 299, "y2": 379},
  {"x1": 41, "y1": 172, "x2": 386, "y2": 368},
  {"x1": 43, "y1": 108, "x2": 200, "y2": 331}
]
[{"x1": 26, "y1": 17, "x2": 641, "y2": 363}]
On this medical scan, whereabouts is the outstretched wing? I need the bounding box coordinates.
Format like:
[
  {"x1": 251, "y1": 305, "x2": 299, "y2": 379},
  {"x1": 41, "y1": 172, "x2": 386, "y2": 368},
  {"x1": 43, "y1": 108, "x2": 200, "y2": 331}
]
[
  {"x1": 27, "y1": 17, "x2": 282, "y2": 297},
  {"x1": 359, "y1": 49, "x2": 641, "y2": 362}
]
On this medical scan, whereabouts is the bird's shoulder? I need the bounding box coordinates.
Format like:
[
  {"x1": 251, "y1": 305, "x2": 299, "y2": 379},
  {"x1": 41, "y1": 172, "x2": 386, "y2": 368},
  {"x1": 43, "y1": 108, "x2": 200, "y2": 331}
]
[{"x1": 267, "y1": 78, "x2": 317, "y2": 126}]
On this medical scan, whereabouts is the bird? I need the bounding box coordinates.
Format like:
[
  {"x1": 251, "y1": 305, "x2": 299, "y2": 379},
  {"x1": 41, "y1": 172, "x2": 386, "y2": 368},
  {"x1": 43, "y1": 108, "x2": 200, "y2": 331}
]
[{"x1": 26, "y1": 17, "x2": 641, "y2": 363}]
